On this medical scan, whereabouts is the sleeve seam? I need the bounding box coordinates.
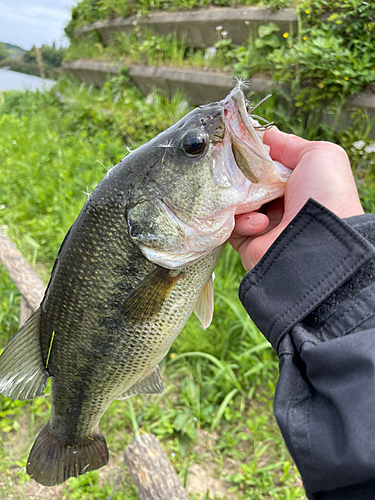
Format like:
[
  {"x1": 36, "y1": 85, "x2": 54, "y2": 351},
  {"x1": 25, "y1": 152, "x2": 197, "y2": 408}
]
[{"x1": 319, "y1": 287, "x2": 375, "y2": 335}]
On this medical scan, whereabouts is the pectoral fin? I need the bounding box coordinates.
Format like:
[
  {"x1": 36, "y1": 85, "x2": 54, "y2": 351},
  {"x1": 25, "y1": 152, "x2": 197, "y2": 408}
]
[
  {"x1": 194, "y1": 273, "x2": 215, "y2": 330},
  {"x1": 117, "y1": 366, "x2": 164, "y2": 400},
  {"x1": 120, "y1": 267, "x2": 182, "y2": 323}
]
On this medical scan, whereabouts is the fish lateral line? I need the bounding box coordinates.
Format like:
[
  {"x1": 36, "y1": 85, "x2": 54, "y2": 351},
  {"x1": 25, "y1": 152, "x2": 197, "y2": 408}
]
[{"x1": 46, "y1": 330, "x2": 55, "y2": 369}]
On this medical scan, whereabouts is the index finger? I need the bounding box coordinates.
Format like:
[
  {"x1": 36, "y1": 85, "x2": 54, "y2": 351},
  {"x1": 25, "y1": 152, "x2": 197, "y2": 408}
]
[{"x1": 263, "y1": 127, "x2": 310, "y2": 169}]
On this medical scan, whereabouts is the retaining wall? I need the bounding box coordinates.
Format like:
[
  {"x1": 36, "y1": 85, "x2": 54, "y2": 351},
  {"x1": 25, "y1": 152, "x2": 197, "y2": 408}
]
[
  {"x1": 76, "y1": 7, "x2": 298, "y2": 47},
  {"x1": 63, "y1": 60, "x2": 375, "y2": 135}
]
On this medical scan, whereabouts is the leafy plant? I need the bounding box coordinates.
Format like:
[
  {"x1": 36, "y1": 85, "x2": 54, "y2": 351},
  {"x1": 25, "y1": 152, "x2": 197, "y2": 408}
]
[{"x1": 255, "y1": 22, "x2": 281, "y2": 50}]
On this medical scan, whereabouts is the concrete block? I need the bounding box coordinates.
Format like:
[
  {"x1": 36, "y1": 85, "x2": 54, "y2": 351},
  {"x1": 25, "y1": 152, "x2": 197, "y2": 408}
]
[
  {"x1": 63, "y1": 60, "x2": 275, "y2": 104},
  {"x1": 63, "y1": 60, "x2": 120, "y2": 86},
  {"x1": 77, "y1": 7, "x2": 298, "y2": 48},
  {"x1": 62, "y1": 60, "x2": 375, "y2": 135}
]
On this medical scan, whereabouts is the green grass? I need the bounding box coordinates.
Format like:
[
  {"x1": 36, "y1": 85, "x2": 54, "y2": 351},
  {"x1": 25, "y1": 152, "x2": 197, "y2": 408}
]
[
  {"x1": 65, "y1": 31, "x2": 211, "y2": 70},
  {"x1": 0, "y1": 78, "x2": 308, "y2": 499}
]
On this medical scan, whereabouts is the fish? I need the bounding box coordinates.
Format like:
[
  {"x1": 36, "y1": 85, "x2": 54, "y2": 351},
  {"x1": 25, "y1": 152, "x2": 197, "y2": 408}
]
[{"x1": 0, "y1": 86, "x2": 290, "y2": 486}]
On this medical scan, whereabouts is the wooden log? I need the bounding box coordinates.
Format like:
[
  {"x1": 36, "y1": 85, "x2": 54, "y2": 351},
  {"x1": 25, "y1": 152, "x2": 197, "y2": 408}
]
[
  {"x1": 124, "y1": 433, "x2": 189, "y2": 500},
  {"x1": 19, "y1": 296, "x2": 34, "y2": 326},
  {"x1": 0, "y1": 230, "x2": 45, "y2": 324}
]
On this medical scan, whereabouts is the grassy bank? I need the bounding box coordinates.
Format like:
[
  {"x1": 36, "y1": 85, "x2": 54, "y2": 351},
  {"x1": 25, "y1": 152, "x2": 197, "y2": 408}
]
[
  {"x1": 65, "y1": 0, "x2": 375, "y2": 114},
  {"x1": 65, "y1": 0, "x2": 294, "y2": 39}
]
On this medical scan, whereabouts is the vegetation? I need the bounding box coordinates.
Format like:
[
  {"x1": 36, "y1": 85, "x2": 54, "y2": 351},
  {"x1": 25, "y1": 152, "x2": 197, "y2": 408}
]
[
  {"x1": 0, "y1": 44, "x2": 66, "y2": 79},
  {"x1": 0, "y1": 43, "x2": 9, "y2": 61},
  {"x1": 65, "y1": 0, "x2": 292, "y2": 40},
  {"x1": 65, "y1": 0, "x2": 375, "y2": 113},
  {"x1": 3, "y1": 42, "x2": 26, "y2": 59}
]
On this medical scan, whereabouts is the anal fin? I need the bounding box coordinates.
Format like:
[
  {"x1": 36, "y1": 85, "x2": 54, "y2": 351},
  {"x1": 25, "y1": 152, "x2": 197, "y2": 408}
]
[
  {"x1": 0, "y1": 307, "x2": 48, "y2": 400},
  {"x1": 194, "y1": 272, "x2": 215, "y2": 330},
  {"x1": 117, "y1": 365, "x2": 164, "y2": 400}
]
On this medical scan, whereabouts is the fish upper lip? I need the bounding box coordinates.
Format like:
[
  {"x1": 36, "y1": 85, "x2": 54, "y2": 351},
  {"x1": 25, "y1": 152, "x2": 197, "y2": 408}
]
[
  {"x1": 221, "y1": 87, "x2": 275, "y2": 183},
  {"x1": 222, "y1": 87, "x2": 254, "y2": 132},
  {"x1": 221, "y1": 86, "x2": 268, "y2": 156}
]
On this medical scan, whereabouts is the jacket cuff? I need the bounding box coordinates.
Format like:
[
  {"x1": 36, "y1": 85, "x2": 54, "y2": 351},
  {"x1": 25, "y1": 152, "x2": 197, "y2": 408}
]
[{"x1": 239, "y1": 199, "x2": 375, "y2": 352}]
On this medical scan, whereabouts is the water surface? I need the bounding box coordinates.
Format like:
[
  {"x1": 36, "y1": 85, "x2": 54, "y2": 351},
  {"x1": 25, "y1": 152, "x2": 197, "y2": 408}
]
[{"x1": 0, "y1": 68, "x2": 55, "y2": 92}]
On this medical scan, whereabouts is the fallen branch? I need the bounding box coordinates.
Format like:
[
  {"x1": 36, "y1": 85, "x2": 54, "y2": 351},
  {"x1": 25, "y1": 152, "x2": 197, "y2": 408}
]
[
  {"x1": 124, "y1": 433, "x2": 189, "y2": 500},
  {"x1": 0, "y1": 229, "x2": 45, "y2": 324}
]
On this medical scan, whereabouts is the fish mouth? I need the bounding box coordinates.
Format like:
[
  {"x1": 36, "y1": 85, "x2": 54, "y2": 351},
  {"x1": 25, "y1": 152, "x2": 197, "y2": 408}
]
[{"x1": 221, "y1": 87, "x2": 275, "y2": 184}]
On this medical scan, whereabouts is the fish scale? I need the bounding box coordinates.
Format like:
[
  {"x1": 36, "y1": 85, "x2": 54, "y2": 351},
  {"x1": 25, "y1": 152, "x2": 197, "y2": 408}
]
[{"x1": 0, "y1": 86, "x2": 290, "y2": 486}]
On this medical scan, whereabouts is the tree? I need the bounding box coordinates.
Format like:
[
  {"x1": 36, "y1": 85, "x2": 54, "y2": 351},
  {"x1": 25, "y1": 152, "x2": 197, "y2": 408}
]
[{"x1": 0, "y1": 43, "x2": 9, "y2": 62}]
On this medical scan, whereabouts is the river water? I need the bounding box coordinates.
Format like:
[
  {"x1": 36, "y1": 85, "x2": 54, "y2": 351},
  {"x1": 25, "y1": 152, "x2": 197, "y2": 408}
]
[{"x1": 0, "y1": 68, "x2": 55, "y2": 92}]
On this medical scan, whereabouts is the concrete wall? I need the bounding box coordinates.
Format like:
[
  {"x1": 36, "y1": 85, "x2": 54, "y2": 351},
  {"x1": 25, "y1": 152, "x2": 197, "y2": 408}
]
[
  {"x1": 63, "y1": 60, "x2": 276, "y2": 105},
  {"x1": 76, "y1": 7, "x2": 297, "y2": 48},
  {"x1": 63, "y1": 60, "x2": 375, "y2": 135}
]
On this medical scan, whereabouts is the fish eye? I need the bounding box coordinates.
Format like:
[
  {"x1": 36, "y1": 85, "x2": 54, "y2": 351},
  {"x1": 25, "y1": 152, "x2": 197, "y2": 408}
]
[{"x1": 181, "y1": 130, "x2": 208, "y2": 157}]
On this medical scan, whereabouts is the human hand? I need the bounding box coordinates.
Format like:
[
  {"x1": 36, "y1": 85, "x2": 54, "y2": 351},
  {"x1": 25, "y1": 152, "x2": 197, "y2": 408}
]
[{"x1": 230, "y1": 127, "x2": 364, "y2": 270}]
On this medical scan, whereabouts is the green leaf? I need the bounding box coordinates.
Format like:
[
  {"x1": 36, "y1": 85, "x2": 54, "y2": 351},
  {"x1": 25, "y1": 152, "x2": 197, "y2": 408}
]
[
  {"x1": 211, "y1": 388, "x2": 238, "y2": 430},
  {"x1": 258, "y1": 22, "x2": 280, "y2": 38}
]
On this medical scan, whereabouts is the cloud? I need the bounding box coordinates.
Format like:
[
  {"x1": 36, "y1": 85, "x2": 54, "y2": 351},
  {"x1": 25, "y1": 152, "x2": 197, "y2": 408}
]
[{"x1": 0, "y1": 0, "x2": 76, "y2": 49}]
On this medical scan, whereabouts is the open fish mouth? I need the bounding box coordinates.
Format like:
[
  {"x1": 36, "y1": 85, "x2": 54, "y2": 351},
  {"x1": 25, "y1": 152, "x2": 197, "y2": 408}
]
[
  {"x1": 128, "y1": 85, "x2": 292, "y2": 269},
  {"x1": 221, "y1": 87, "x2": 279, "y2": 184}
]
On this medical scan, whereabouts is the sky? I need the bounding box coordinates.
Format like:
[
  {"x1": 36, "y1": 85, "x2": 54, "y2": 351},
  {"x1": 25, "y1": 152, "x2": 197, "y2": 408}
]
[{"x1": 0, "y1": 0, "x2": 76, "y2": 50}]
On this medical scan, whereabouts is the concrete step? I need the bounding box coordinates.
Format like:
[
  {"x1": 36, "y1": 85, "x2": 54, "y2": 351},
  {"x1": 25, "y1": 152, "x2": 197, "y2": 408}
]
[
  {"x1": 63, "y1": 60, "x2": 375, "y2": 135},
  {"x1": 76, "y1": 7, "x2": 298, "y2": 48},
  {"x1": 63, "y1": 59, "x2": 274, "y2": 104}
]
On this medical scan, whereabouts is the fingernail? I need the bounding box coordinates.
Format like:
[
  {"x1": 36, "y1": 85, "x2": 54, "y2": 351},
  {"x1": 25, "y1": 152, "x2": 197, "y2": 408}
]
[{"x1": 247, "y1": 213, "x2": 265, "y2": 226}]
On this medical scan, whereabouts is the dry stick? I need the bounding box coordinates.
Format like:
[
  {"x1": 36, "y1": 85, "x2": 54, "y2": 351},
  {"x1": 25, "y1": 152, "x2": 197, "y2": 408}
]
[
  {"x1": 0, "y1": 230, "x2": 45, "y2": 324},
  {"x1": 108, "y1": 395, "x2": 152, "y2": 500},
  {"x1": 124, "y1": 434, "x2": 190, "y2": 500}
]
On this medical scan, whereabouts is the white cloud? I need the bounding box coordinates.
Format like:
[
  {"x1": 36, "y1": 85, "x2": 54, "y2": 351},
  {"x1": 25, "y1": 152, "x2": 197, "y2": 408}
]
[{"x1": 0, "y1": 0, "x2": 76, "y2": 49}]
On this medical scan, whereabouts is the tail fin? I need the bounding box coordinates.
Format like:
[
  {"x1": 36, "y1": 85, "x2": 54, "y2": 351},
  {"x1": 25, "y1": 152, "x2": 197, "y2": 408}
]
[
  {"x1": 0, "y1": 307, "x2": 48, "y2": 400},
  {"x1": 26, "y1": 422, "x2": 109, "y2": 486}
]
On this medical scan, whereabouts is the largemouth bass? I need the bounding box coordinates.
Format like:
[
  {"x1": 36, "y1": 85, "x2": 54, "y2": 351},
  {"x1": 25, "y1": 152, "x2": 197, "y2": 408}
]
[{"x1": 0, "y1": 87, "x2": 289, "y2": 486}]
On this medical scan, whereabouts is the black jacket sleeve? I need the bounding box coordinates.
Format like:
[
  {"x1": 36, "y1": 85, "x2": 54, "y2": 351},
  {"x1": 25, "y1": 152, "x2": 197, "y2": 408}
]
[{"x1": 239, "y1": 198, "x2": 375, "y2": 499}]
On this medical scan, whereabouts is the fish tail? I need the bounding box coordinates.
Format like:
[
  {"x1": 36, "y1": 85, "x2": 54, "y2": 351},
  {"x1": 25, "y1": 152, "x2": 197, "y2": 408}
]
[{"x1": 26, "y1": 421, "x2": 109, "y2": 486}]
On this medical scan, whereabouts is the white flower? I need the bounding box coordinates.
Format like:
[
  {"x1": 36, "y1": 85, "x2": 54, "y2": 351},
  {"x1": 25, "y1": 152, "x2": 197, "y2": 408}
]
[{"x1": 353, "y1": 140, "x2": 366, "y2": 149}]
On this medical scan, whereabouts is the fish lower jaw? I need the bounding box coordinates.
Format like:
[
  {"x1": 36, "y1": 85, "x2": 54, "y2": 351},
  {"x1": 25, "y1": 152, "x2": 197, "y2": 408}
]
[
  {"x1": 138, "y1": 216, "x2": 234, "y2": 269},
  {"x1": 234, "y1": 168, "x2": 291, "y2": 215}
]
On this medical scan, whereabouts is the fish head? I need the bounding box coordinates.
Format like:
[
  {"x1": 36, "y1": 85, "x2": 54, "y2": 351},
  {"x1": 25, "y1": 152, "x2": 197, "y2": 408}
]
[{"x1": 125, "y1": 86, "x2": 291, "y2": 269}]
